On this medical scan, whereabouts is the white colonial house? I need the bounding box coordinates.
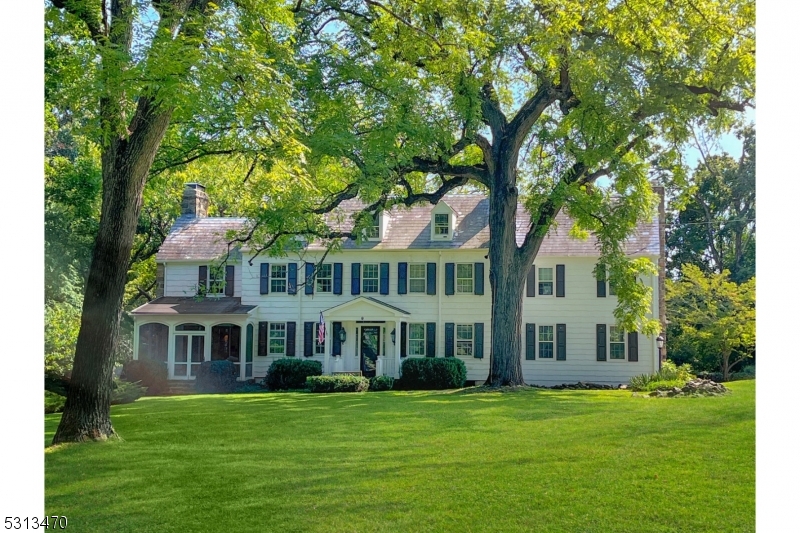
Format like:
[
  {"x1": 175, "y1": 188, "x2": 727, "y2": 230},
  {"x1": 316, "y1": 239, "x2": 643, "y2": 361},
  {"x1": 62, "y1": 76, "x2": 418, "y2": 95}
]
[{"x1": 131, "y1": 183, "x2": 666, "y2": 386}]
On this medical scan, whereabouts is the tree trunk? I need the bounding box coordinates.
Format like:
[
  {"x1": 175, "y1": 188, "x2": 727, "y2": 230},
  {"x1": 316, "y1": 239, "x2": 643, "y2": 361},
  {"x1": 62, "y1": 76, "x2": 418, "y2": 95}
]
[
  {"x1": 52, "y1": 99, "x2": 172, "y2": 444},
  {"x1": 485, "y1": 176, "x2": 530, "y2": 386}
]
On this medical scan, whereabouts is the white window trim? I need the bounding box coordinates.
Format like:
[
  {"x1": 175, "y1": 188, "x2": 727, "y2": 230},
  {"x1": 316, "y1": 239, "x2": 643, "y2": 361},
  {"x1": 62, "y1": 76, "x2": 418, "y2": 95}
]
[
  {"x1": 456, "y1": 323, "x2": 474, "y2": 357},
  {"x1": 316, "y1": 264, "x2": 333, "y2": 293},
  {"x1": 409, "y1": 263, "x2": 426, "y2": 293},
  {"x1": 365, "y1": 212, "x2": 382, "y2": 241},
  {"x1": 269, "y1": 322, "x2": 286, "y2": 355},
  {"x1": 433, "y1": 213, "x2": 450, "y2": 238},
  {"x1": 608, "y1": 325, "x2": 627, "y2": 361},
  {"x1": 408, "y1": 323, "x2": 426, "y2": 356},
  {"x1": 362, "y1": 263, "x2": 380, "y2": 293},
  {"x1": 313, "y1": 323, "x2": 325, "y2": 354},
  {"x1": 206, "y1": 266, "x2": 226, "y2": 297},
  {"x1": 537, "y1": 324, "x2": 556, "y2": 360},
  {"x1": 538, "y1": 267, "x2": 554, "y2": 297},
  {"x1": 270, "y1": 264, "x2": 287, "y2": 293},
  {"x1": 456, "y1": 263, "x2": 474, "y2": 295}
]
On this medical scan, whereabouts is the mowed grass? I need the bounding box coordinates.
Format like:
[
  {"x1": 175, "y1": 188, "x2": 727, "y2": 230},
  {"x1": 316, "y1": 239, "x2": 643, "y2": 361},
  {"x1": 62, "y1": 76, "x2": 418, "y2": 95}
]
[{"x1": 45, "y1": 381, "x2": 755, "y2": 533}]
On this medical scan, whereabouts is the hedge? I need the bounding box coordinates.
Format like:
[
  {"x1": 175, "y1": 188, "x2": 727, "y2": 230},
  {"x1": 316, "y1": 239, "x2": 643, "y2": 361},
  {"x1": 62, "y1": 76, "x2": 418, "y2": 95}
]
[
  {"x1": 264, "y1": 359, "x2": 323, "y2": 390},
  {"x1": 306, "y1": 375, "x2": 369, "y2": 393},
  {"x1": 196, "y1": 360, "x2": 238, "y2": 393},
  {"x1": 396, "y1": 358, "x2": 467, "y2": 390},
  {"x1": 369, "y1": 375, "x2": 394, "y2": 391}
]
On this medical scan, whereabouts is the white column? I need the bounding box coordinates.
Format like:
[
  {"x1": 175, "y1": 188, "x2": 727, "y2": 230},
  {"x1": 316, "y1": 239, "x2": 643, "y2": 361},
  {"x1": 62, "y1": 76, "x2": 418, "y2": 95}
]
[
  {"x1": 395, "y1": 319, "x2": 402, "y2": 379},
  {"x1": 167, "y1": 324, "x2": 176, "y2": 379},
  {"x1": 132, "y1": 318, "x2": 140, "y2": 361},
  {"x1": 239, "y1": 322, "x2": 246, "y2": 381}
]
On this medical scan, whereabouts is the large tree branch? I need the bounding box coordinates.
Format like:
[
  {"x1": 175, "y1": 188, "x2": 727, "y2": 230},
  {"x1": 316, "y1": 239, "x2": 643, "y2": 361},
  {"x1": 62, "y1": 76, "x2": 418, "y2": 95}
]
[
  {"x1": 505, "y1": 83, "x2": 560, "y2": 164},
  {"x1": 51, "y1": 0, "x2": 105, "y2": 42},
  {"x1": 480, "y1": 82, "x2": 507, "y2": 141}
]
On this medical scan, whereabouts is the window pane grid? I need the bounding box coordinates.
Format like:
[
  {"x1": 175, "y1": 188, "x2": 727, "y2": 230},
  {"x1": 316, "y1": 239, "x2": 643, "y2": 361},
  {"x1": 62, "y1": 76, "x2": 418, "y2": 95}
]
[
  {"x1": 539, "y1": 326, "x2": 554, "y2": 359},
  {"x1": 538, "y1": 267, "x2": 553, "y2": 295},
  {"x1": 314, "y1": 323, "x2": 325, "y2": 354},
  {"x1": 434, "y1": 214, "x2": 449, "y2": 235},
  {"x1": 409, "y1": 264, "x2": 426, "y2": 293},
  {"x1": 609, "y1": 326, "x2": 625, "y2": 359},
  {"x1": 363, "y1": 264, "x2": 379, "y2": 293},
  {"x1": 271, "y1": 265, "x2": 287, "y2": 293},
  {"x1": 209, "y1": 267, "x2": 225, "y2": 294},
  {"x1": 269, "y1": 323, "x2": 286, "y2": 355},
  {"x1": 409, "y1": 323, "x2": 426, "y2": 356},
  {"x1": 316, "y1": 264, "x2": 332, "y2": 293},
  {"x1": 456, "y1": 324, "x2": 473, "y2": 356},
  {"x1": 456, "y1": 264, "x2": 473, "y2": 294}
]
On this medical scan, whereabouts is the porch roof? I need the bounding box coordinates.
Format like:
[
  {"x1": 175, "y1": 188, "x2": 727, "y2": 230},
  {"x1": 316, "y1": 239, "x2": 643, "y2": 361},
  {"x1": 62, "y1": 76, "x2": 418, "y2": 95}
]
[
  {"x1": 323, "y1": 296, "x2": 410, "y2": 318},
  {"x1": 131, "y1": 297, "x2": 256, "y2": 315}
]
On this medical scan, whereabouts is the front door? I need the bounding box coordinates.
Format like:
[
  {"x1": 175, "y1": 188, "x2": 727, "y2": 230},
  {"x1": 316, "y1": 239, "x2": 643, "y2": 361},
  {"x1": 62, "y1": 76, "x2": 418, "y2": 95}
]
[{"x1": 360, "y1": 326, "x2": 380, "y2": 378}]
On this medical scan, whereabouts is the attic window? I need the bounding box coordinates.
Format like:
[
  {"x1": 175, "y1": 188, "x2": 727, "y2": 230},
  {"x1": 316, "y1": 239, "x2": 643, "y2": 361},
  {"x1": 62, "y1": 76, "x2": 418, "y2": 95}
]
[
  {"x1": 365, "y1": 212, "x2": 380, "y2": 240},
  {"x1": 434, "y1": 214, "x2": 449, "y2": 236}
]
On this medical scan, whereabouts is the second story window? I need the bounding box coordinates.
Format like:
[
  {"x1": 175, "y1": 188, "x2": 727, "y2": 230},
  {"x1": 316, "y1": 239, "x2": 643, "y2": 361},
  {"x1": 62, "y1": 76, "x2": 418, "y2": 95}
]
[
  {"x1": 538, "y1": 267, "x2": 553, "y2": 295},
  {"x1": 271, "y1": 265, "x2": 287, "y2": 293},
  {"x1": 434, "y1": 213, "x2": 449, "y2": 236},
  {"x1": 363, "y1": 263, "x2": 379, "y2": 293},
  {"x1": 456, "y1": 263, "x2": 474, "y2": 294},
  {"x1": 316, "y1": 264, "x2": 332, "y2": 293},
  {"x1": 208, "y1": 266, "x2": 225, "y2": 295},
  {"x1": 409, "y1": 264, "x2": 426, "y2": 293}
]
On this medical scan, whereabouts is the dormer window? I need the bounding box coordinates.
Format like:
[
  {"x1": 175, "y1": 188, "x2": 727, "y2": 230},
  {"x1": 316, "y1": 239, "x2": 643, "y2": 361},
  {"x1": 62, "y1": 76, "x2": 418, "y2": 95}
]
[
  {"x1": 434, "y1": 214, "x2": 450, "y2": 236},
  {"x1": 365, "y1": 212, "x2": 381, "y2": 241}
]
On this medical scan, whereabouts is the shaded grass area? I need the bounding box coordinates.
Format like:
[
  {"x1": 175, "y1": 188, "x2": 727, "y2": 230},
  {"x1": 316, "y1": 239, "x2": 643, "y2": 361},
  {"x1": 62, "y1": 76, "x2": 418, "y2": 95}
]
[{"x1": 45, "y1": 381, "x2": 755, "y2": 533}]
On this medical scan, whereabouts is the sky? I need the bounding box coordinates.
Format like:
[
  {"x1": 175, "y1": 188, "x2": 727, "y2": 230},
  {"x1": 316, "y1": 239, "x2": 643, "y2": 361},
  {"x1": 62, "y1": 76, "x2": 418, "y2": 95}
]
[{"x1": 0, "y1": 1, "x2": 792, "y2": 530}]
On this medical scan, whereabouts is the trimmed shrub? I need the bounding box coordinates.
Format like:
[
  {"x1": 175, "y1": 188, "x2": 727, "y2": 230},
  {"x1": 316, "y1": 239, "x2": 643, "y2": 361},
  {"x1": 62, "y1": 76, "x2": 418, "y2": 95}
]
[
  {"x1": 121, "y1": 358, "x2": 169, "y2": 395},
  {"x1": 369, "y1": 375, "x2": 394, "y2": 391},
  {"x1": 306, "y1": 375, "x2": 369, "y2": 393},
  {"x1": 196, "y1": 360, "x2": 238, "y2": 393},
  {"x1": 111, "y1": 379, "x2": 147, "y2": 404},
  {"x1": 45, "y1": 391, "x2": 66, "y2": 414},
  {"x1": 396, "y1": 358, "x2": 467, "y2": 390},
  {"x1": 264, "y1": 359, "x2": 323, "y2": 390}
]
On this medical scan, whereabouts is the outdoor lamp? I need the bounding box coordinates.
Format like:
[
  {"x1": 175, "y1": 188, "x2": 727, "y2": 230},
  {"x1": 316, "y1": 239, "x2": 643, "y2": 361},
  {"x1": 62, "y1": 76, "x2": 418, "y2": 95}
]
[
  {"x1": 339, "y1": 328, "x2": 346, "y2": 343},
  {"x1": 656, "y1": 335, "x2": 665, "y2": 350},
  {"x1": 390, "y1": 329, "x2": 396, "y2": 344}
]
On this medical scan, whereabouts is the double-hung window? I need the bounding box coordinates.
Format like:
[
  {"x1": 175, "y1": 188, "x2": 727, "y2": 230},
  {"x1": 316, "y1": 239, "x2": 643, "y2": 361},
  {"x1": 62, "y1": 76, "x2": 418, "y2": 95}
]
[
  {"x1": 313, "y1": 323, "x2": 325, "y2": 354},
  {"x1": 409, "y1": 264, "x2": 426, "y2": 293},
  {"x1": 269, "y1": 323, "x2": 286, "y2": 355},
  {"x1": 434, "y1": 214, "x2": 449, "y2": 236},
  {"x1": 363, "y1": 263, "x2": 379, "y2": 293},
  {"x1": 609, "y1": 326, "x2": 626, "y2": 360},
  {"x1": 365, "y1": 213, "x2": 380, "y2": 240},
  {"x1": 208, "y1": 266, "x2": 225, "y2": 296},
  {"x1": 456, "y1": 263, "x2": 474, "y2": 294},
  {"x1": 316, "y1": 264, "x2": 332, "y2": 293},
  {"x1": 270, "y1": 265, "x2": 287, "y2": 293},
  {"x1": 456, "y1": 324, "x2": 473, "y2": 356},
  {"x1": 538, "y1": 325, "x2": 554, "y2": 358},
  {"x1": 408, "y1": 323, "x2": 426, "y2": 356},
  {"x1": 538, "y1": 267, "x2": 554, "y2": 295}
]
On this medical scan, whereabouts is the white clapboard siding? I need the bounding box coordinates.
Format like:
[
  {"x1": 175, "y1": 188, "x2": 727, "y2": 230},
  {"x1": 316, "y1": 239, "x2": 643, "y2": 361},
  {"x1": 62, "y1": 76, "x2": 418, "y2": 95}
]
[{"x1": 164, "y1": 262, "x2": 242, "y2": 297}]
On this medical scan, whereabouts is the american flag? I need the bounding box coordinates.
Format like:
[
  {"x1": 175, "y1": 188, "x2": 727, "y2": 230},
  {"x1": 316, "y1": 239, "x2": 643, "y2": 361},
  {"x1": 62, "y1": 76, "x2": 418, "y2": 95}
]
[{"x1": 317, "y1": 311, "x2": 326, "y2": 345}]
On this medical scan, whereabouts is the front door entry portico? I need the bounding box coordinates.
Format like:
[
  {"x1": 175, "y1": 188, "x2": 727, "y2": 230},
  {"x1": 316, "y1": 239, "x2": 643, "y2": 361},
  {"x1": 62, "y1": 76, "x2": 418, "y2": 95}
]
[{"x1": 360, "y1": 326, "x2": 380, "y2": 378}]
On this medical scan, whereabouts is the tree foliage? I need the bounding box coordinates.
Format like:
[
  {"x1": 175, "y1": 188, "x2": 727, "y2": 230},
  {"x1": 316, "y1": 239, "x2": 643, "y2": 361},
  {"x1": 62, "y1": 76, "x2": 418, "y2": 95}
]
[
  {"x1": 666, "y1": 264, "x2": 755, "y2": 380},
  {"x1": 666, "y1": 127, "x2": 755, "y2": 283}
]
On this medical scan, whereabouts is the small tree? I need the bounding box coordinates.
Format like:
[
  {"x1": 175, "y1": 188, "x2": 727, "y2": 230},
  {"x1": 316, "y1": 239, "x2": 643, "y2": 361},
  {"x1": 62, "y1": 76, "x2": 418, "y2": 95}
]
[{"x1": 666, "y1": 265, "x2": 755, "y2": 380}]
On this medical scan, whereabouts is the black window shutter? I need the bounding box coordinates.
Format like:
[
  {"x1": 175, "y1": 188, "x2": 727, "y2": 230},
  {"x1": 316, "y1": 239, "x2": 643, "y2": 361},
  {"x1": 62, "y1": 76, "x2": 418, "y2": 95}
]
[
  {"x1": 526, "y1": 265, "x2": 536, "y2": 297},
  {"x1": 332, "y1": 322, "x2": 342, "y2": 355},
  {"x1": 333, "y1": 263, "x2": 343, "y2": 295},
  {"x1": 225, "y1": 265, "x2": 235, "y2": 296},
  {"x1": 474, "y1": 323, "x2": 484, "y2": 359},
  {"x1": 304, "y1": 322, "x2": 314, "y2": 357},
  {"x1": 426, "y1": 263, "x2": 437, "y2": 295},
  {"x1": 474, "y1": 262, "x2": 485, "y2": 295},
  {"x1": 556, "y1": 324, "x2": 566, "y2": 360},
  {"x1": 305, "y1": 263, "x2": 314, "y2": 295},
  {"x1": 445, "y1": 323, "x2": 455, "y2": 357},
  {"x1": 199, "y1": 265, "x2": 208, "y2": 293},
  {"x1": 597, "y1": 265, "x2": 607, "y2": 297},
  {"x1": 628, "y1": 332, "x2": 639, "y2": 362},
  {"x1": 596, "y1": 324, "x2": 607, "y2": 361},
  {"x1": 380, "y1": 262, "x2": 390, "y2": 295},
  {"x1": 351, "y1": 263, "x2": 361, "y2": 295},
  {"x1": 258, "y1": 321, "x2": 268, "y2": 357},
  {"x1": 286, "y1": 322, "x2": 296, "y2": 356},
  {"x1": 525, "y1": 323, "x2": 536, "y2": 360},
  {"x1": 445, "y1": 263, "x2": 455, "y2": 295},
  {"x1": 400, "y1": 322, "x2": 407, "y2": 357},
  {"x1": 288, "y1": 263, "x2": 298, "y2": 295},
  {"x1": 426, "y1": 322, "x2": 436, "y2": 357},
  {"x1": 556, "y1": 264, "x2": 565, "y2": 298},
  {"x1": 398, "y1": 262, "x2": 408, "y2": 295},
  {"x1": 260, "y1": 263, "x2": 270, "y2": 294}
]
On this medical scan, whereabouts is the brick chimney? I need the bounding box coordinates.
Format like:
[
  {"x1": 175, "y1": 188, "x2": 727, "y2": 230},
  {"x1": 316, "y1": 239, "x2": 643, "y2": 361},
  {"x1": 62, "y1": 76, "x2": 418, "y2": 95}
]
[{"x1": 181, "y1": 183, "x2": 209, "y2": 218}]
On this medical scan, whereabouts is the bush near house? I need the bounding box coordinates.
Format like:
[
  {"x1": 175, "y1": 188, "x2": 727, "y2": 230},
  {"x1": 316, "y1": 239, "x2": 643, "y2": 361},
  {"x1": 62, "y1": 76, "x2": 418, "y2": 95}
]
[
  {"x1": 396, "y1": 358, "x2": 467, "y2": 390},
  {"x1": 264, "y1": 359, "x2": 323, "y2": 390},
  {"x1": 306, "y1": 375, "x2": 369, "y2": 393},
  {"x1": 121, "y1": 359, "x2": 169, "y2": 395},
  {"x1": 629, "y1": 361, "x2": 696, "y2": 392},
  {"x1": 195, "y1": 360, "x2": 238, "y2": 393},
  {"x1": 111, "y1": 379, "x2": 147, "y2": 404},
  {"x1": 369, "y1": 375, "x2": 394, "y2": 391}
]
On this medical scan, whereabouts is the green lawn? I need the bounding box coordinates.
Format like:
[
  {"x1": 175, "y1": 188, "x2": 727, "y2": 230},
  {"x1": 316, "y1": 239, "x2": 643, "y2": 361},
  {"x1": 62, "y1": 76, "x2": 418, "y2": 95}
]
[{"x1": 45, "y1": 381, "x2": 755, "y2": 533}]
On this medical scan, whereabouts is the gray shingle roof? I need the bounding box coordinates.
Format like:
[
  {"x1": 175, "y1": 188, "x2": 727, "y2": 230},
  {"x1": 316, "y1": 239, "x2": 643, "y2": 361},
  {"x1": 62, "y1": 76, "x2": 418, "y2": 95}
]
[
  {"x1": 131, "y1": 297, "x2": 256, "y2": 315},
  {"x1": 156, "y1": 193, "x2": 659, "y2": 260}
]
